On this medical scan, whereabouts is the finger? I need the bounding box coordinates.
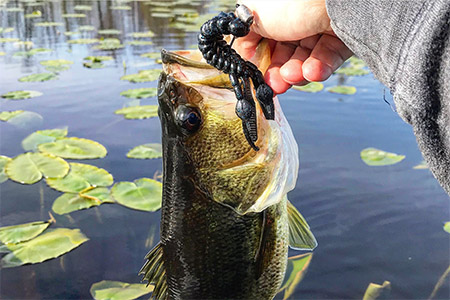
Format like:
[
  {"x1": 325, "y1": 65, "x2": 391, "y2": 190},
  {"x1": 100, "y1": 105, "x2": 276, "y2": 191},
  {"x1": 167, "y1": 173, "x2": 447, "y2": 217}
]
[
  {"x1": 302, "y1": 34, "x2": 353, "y2": 82},
  {"x1": 233, "y1": 31, "x2": 262, "y2": 60},
  {"x1": 264, "y1": 41, "x2": 298, "y2": 94},
  {"x1": 279, "y1": 45, "x2": 311, "y2": 85}
]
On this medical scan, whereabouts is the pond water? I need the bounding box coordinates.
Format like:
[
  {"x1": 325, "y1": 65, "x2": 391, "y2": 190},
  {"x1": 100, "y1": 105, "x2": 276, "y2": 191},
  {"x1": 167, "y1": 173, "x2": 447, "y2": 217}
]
[{"x1": 1, "y1": 0, "x2": 449, "y2": 299}]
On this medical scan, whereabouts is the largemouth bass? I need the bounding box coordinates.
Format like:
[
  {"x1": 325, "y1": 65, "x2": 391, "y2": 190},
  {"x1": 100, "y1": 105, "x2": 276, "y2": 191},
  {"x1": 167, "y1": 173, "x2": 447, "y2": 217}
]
[{"x1": 140, "y1": 42, "x2": 317, "y2": 300}]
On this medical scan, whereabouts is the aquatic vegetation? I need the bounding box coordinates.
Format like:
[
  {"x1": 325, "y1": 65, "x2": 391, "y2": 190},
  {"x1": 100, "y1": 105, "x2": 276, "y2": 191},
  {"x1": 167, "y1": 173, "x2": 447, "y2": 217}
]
[
  {"x1": 0, "y1": 220, "x2": 51, "y2": 244},
  {"x1": 348, "y1": 56, "x2": 366, "y2": 68},
  {"x1": 62, "y1": 13, "x2": 86, "y2": 18},
  {"x1": 98, "y1": 29, "x2": 122, "y2": 35},
  {"x1": 1, "y1": 90, "x2": 43, "y2": 100},
  {"x1": 127, "y1": 143, "x2": 162, "y2": 159},
  {"x1": 0, "y1": 111, "x2": 25, "y2": 121},
  {"x1": 292, "y1": 82, "x2": 324, "y2": 93},
  {"x1": 18, "y1": 73, "x2": 58, "y2": 82},
  {"x1": 130, "y1": 31, "x2": 155, "y2": 38},
  {"x1": 120, "y1": 69, "x2": 160, "y2": 83},
  {"x1": 52, "y1": 187, "x2": 114, "y2": 215},
  {"x1": 35, "y1": 22, "x2": 64, "y2": 27},
  {"x1": 151, "y1": 12, "x2": 173, "y2": 18},
  {"x1": 336, "y1": 67, "x2": 370, "y2": 76},
  {"x1": 5, "y1": 152, "x2": 69, "y2": 184},
  {"x1": 119, "y1": 88, "x2": 157, "y2": 99},
  {"x1": 25, "y1": 10, "x2": 42, "y2": 18},
  {"x1": 444, "y1": 222, "x2": 450, "y2": 233},
  {"x1": 93, "y1": 38, "x2": 124, "y2": 50},
  {"x1": 140, "y1": 52, "x2": 160, "y2": 59},
  {"x1": 111, "y1": 178, "x2": 162, "y2": 212},
  {"x1": 115, "y1": 105, "x2": 159, "y2": 120},
  {"x1": 278, "y1": 253, "x2": 313, "y2": 300},
  {"x1": 13, "y1": 41, "x2": 34, "y2": 48},
  {"x1": 4, "y1": 111, "x2": 43, "y2": 130},
  {"x1": 0, "y1": 228, "x2": 88, "y2": 268},
  {"x1": 0, "y1": 52, "x2": 5, "y2": 56},
  {"x1": 79, "y1": 25, "x2": 96, "y2": 32},
  {"x1": 5, "y1": 7, "x2": 24, "y2": 12},
  {"x1": 413, "y1": 161, "x2": 428, "y2": 169},
  {"x1": 360, "y1": 148, "x2": 405, "y2": 166},
  {"x1": 0, "y1": 27, "x2": 14, "y2": 34},
  {"x1": 327, "y1": 85, "x2": 357, "y2": 95},
  {"x1": 64, "y1": 31, "x2": 79, "y2": 36},
  {"x1": 46, "y1": 163, "x2": 113, "y2": 193},
  {"x1": 74, "y1": 5, "x2": 92, "y2": 11},
  {"x1": 68, "y1": 38, "x2": 100, "y2": 44},
  {"x1": 83, "y1": 56, "x2": 113, "y2": 68},
  {"x1": 40, "y1": 59, "x2": 74, "y2": 72},
  {"x1": 22, "y1": 128, "x2": 68, "y2": 151},
  {"x1": 0, "y1": 38, "x2": 20, "y2": 43},
  {"x1": 0, "y1": 156, "x2": 11, "y2": 184},
  {"x1": 89, "y1": 280, "x2": 154, "y2": 300},
  {"x1": 363, "y1": 281, "x2": 391, "y2": 300},
  {"x1": 13, "y1": 48, "x2": 52, "y2": 57},
  {"x1": 127, "y1": 40, "x2": 153, "y2": 46},
  {"x1": 38, "y1": 137, "x2": 107, "y2": 159},
  {"x1": 110, "y1": 5, "x2": 132, "y2": 10}
]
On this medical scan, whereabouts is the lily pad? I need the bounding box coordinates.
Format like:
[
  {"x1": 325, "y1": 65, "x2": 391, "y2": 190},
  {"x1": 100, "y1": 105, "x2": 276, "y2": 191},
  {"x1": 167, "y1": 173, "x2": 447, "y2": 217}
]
[
  {"x1": 0, "y1": 27, "x2": 14, "y2": 34},
  {"x1": 47, "y1": 163, "x2": 113, "y2": 193},
  {"x1": 52, "y1": 187, "x2": 114, "y2": 215},
  {"x1": 90, "y1": 280, "x2": 154, "y2": 300},
  {"x1": 121, "y1": 70, "x2": 161, "y2": 83},
  {"x1": 115, "y1": 105, "x2": 159, "y2": 120},
  {"x1": 413, "y1": 161, "x2": 428, "y2": 169},
  {"x1": 0, "y1": 111, "x2": 25, "y2": 121},
  {"x1": 68, "y1": 38, "x2": 100, "y2": 45},
  {"x1": 292, "y1": 82, "x2": 324, "y2": 93},
  {"x1": 93, "y1": 38, "x2": 124, "y2": 50},
  {"x1": 336, "y1": 67, "x2": 370, "y2": 76},
  {"x1": 127, "y1": 143, "x2": 162, "y2": 159},
  {"x1": 74, "y1": 5, "x2": 92, "y2": 11},
  {"x1": 363, "y1": 281, "x2": 391, "y2": 300},
  {"x1": 140, "y1": 52, "x2": 160, "y2": 59},
  {"x1": 151, "y1": 12, "x2": 173, "y2": 18},
  {"x1": 0, "y1": 38, "x2": 20, "y2": 43},
  {"x1": 14, "y1": 41, "x2": 34, "y2": 48},
  {"x1": 40, "y1": 59, "x2": 73, "y2": 72},
  {"x1": 360, "y1": 148, "x2": 405, "y2": 166},
  {"x1": 38, "y1": 137, "x2": 107, "y2": 160},
  {"x1": 348, "y1": 56, "x2": 366, "y2": 68},
  {"x1": 0, "y1": 228, "x2": 88, "y2": 268},
  {"x1": 127, "y1": 40, "x2": 153, "y2": 46},
  {"x1": 62, "y1": 13, "x2": 86, "y2": 18},
  {"x1": 0, "y1": 155, "x2": 12, "y2": 183},
  {"x1": 1, "y1": 90, "x2": 43, "y2": 100},
  {"x1": 6, "y1": 111, "x2": 43, "y2": 129},
  {"x1": 0, "y1": 221, "x2": 51, "y2": 244},
  {"x1": 18, "y1": 73, "x2": 58, "y2": 82},
  {"x1": 83, "y1": 62, "x2": 105, "y2": 69},
  {"x1": 25, "y1": 10, "x2": 42, "y2": 18},
  {"x1": 6, "y1": 7, "x2": 24, "y2": 12},
  {"x1": 279, "y1": 253, "x2": 313, "y2": 300},
  {"x1": 110, "y1": 5, "x2": 132, "y2": 10},
  {"x1": 64, "y1": 31, "x2": 79, "y2": 36},
  {"x1": 130, "y1": 31, "x2": 155, "y2": 38},
  {"x1": 111, "y1": 178, "x2": 162, "y2": 212},
  {"x1": 444, "y1": 222, "x2": 450, "y2": 234},
  {"x1": 79, "y1": 25, "x2": 96, "y2": 32},
  {"x1": 327, "y1": 85, "x2": 357, "y2": 95},
  {"x1": 22, "y1": 128, "x2": 68, "y2": 151},
  {"x1": 84, "y1": 56, "x2": 113, "y2": 62},
  {"x1": 13, "y1": 48, "x2": 52, "y2": 57},
  {"x1": 98, "y1": 29, "x2": 121, "y2": 35},
  {"x1": 0, "y1": 52, "x2": 5, "y2": 56},
  {"x1": 120, "y1": 88, "x2": 157, "y2": 99},
  {"x1": 6, "y1": 152, "x2": 69, "y2": 184},
  {"x1": 35, "y1": 22, "x2": 64, "y2": 27}
]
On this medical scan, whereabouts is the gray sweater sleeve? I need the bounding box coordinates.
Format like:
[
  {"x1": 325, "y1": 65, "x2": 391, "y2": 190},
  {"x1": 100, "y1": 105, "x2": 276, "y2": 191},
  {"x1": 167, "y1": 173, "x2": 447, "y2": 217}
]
[{"x1": 326, "y1": 0, "x2": 450, "y2": 194}]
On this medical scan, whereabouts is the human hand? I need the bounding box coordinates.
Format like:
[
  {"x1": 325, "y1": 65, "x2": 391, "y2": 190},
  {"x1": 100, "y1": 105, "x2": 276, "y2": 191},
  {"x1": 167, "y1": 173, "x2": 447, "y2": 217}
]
[{"x1": 234, "y1": 0, "x2": 353, "y2": 95}]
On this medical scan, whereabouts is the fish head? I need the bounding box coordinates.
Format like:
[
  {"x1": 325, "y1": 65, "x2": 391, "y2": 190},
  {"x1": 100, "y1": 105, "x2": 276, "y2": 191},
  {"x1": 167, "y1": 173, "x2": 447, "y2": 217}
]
[{"x1": 158, "y1": 43, "x2": 299, "y2": 215}]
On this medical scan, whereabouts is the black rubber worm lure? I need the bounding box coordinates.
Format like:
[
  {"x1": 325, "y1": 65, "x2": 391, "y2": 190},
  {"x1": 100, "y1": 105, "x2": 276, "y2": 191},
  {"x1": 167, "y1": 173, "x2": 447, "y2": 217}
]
[{"x1": 198, "y1": 4, "x2": 275, "y2": 151}]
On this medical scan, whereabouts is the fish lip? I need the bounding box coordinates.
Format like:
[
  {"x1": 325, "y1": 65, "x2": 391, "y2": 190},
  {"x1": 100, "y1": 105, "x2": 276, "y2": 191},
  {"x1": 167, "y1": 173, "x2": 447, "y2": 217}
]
[{"x1": 161, "y1": 48, "x2": 215, "y2": 69}]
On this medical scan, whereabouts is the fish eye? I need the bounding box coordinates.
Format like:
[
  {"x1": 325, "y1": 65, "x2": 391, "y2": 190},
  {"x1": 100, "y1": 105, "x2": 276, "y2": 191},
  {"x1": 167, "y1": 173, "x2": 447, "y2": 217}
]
[{"x1": 176, "y1": 106, "x2": 201, "y2": 133}]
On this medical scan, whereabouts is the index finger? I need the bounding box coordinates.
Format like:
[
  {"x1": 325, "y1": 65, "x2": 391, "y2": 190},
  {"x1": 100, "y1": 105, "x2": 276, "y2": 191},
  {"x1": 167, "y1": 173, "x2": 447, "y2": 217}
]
[{"x1": 233, "y1": 30, "x2": 262, "y2": 60}]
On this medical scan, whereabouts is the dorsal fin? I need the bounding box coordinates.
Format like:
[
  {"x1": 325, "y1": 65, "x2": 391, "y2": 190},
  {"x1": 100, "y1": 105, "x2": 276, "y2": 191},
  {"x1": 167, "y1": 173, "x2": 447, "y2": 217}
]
[
  {"x1": 139, "y1": 243, "x2": 168, "y2": 300},
  {"x1": 287, "y1": 201, "x2": 318, "y2": 250}
]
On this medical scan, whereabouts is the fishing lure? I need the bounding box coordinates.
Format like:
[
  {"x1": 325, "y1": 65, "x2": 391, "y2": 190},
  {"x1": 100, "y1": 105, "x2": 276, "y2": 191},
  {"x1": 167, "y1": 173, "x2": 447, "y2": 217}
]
[{"x1": 198, "y1": 4, "x2": 274, "y2": 151}]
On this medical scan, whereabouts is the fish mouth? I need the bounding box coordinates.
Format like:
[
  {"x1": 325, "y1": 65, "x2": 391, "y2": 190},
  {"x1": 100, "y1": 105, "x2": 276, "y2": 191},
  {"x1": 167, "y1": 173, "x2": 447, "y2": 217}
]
[{"x1": 161, "y1": 49, "x2": 214, "y2": 69}]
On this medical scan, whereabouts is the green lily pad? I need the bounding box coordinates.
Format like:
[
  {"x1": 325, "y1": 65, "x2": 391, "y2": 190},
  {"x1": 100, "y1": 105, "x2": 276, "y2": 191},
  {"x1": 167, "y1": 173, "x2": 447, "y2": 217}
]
[
  {"x1": 47, "y1": 163, "x2": 113, "y2": 193},
  {"x1": 62, "y1": 13, "x2": 86, "y2": 18},
  {"x1": 25, "y1": 10, "x2": 42, "y2": 18},
  {"x1": 38, "y1": 137, "x2": 107, "y2": 160},
  {"x1": 121, "y1": 70, "x2": 161, "y2": 83},
  {"x1": 14, "y1": 41, "x2": 34, "y2": 48},
  {"x1": 84, "y1": 56, "x2": 113, "y2": 62},
  {"x1": 363, "y1": 281, "x2": 391, "y2": 300},
  {"x1": 130, "y1": 31, "x2": 155, "y2": 38},
  {"x1": 444, "y1": 222, "x2": 450, "y2": 234},
  {"x1": 6, "y1": 152, "x2": 69, "y2": 184},
  {"x1": 0, "y1": 27, "x2": 14, "y2": 34},
  {"x1": 127, "y1": 40, "x2": 153, "y2": 46},
  {"x1": 93, "y1": 38, "x2": 124, "y2": 50},
  {"x1": 140, "y1": 52, "x2": 160, "y2": 59},
  {"x1": 90, "y1": 280, "x2": 154, "y2": 300},
  {"x1": 98, "y1": 29, "x2": 121, "y2": 35},
  {"x1": 115, "y1": 105, "x2": 159, "y2": 120},
  {"x1": 120, "y1": 88, "x2": 157, "y2": 99},
  {"x1": 151, "y1": 12, "x2": 173, "y2": 18},
  {"x1": 13, "y1": 48, "x2": 52, "y2": 57},
  {"x1": 79, "y1": 25, "x2": 96, "y2": 32},
  {"x1": 64, "y1": 31, "x2": 79, "y2": 36},
  {"x1": 83, "y1": 56, "x2": 113, "y2": 68},
  {"x1": 6, "y1": 111, "x2": 44, "y2": 129},
  {"x1": 83, "y1": 62, "x2": 105, "y2": 69},
  {"x1": 0, "y1": 52, "x2": 5, "y2": 56},
  {"x1": 74, "y1": 5, "x2": 92, "y2": 11},
  {"x1": 6, "y1": 7, "x2": 24, "y2": 12},
  {"x1": 336, "y1": 67, "x2": 370, "y2": 76},
  {"x1": 1, "y1": 90, "x2": 43, "y2": 100},
  {"x1": 35, "y1": 22, "x2": 64, "y2": 27},
  {"x1": 360, "y1": 148, "x2": 405, "y2": 166},
  {"x1": 413, "y1": 161, "x2": 428, "y2": 169},
  {"x1": 0, "y1": 155, "x2": 12, "y2": 183},
  {"x1": 0, "y1": 38, "x2": 20, "y2": 43},
  {"x1": 127, "y1": 143, "x2": 162, "y2": 159},
  {"x1": 0, "y1": 221, "x2": 51, "y2": 244},
  {"x1": 292, "y1": 82, "x2": 324, "y2": 93},
  {"x1": 279, "y1": 253, "x2": 313, "y2": 300},
  {"x1": 68, "y1": 38, "x2": 100, "y2": 45},
  {"x1": 111, "y1": 178, "x2": 162, "y2": 212},
  {"x1": 52, "y1": 187, "x2": 114, "y2": 215},
  {"x1": 110, "y1": 5, "x2": 132, "y2": 10},
  {"x1": 22, "y1": 128, "x2": 68, "y2": 151},
  {"x1": 0, "y1": 228, "x2": 88, "y2": 268},
  {"x1": 348, "y1": 56, "x2": 366, "y2": 68},
  {"x1": 0, "y1": 111, "x2": 25, "y2": 122},
  {"x1": 18, "y1": 73, "x2": 58, "y2": 82},
  {"x1": 40, "y1": 59, "x2": 73, "y2": 67},
  {"x1": 327, "y1": 85, "x2": 357, "y2": 95}
]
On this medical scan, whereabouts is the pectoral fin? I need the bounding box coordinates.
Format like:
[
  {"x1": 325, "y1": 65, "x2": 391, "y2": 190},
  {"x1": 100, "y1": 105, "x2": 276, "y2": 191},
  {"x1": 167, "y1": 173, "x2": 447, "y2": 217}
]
[
  {"x1": 287, "y1": 201, "x2": 318, "y2": 251},
  {"x1": 139, "y1": 243, "x2": 167, "y2": 300}
]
